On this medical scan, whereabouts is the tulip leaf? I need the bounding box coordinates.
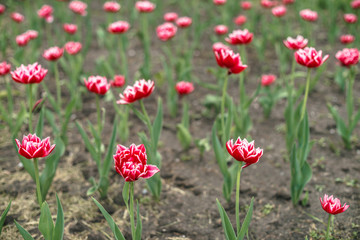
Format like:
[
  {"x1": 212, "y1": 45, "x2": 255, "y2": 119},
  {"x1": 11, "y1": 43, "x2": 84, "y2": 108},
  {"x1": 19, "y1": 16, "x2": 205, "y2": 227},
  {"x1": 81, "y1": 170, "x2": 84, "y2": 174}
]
[
  {"x1": 224, "y1": 99, "x2": 234, "y2": 144},
  {"x1": 350, "y1": 109, "x2": 360, "y2": 133},
  {"x1": 40, "y1": 137, "x2": 65, "y2": 201},
  {"x1": 44, "y1": 109, "x2": 60, "y2": 135},
  {"x1": 152, "y1": 98, "x2": 163, "y2": 151},
  {"x1": 14, "y1": 220, "x2": 35, "y2": 240},
  {"x1": 87, "y1": 120, "x2": 101, "y2": 151},
  {"x1": 52, "y1": 194, "x2": 64, "y2": 240},
  {"x1": 0, "y1": 201, "x2": 11, "y2": 235},
  {"x1": 39, "y1": 202, "x2": 54, "y2": 240},
  {"x1": 216, "y1": 199, "x2": 236, "y2": 240},
  {"x1": 211, "y1": 123, "x2": 227, "y2": 176},
  {"x1": 122, "y1": 182, "x2": 129, "y2": 209},
  {"x1": 42, "y1": 83, "x2": 60, "y2": 114},
  {"x1": 76, "y1": 121, "x2": 99, "y2": 168},
  {"x1": 35, "y1": 107, "x2": 45, "y2": 138},
  {"x1": 129, "y1": 105, "x2": 148, "y2": 126},
  {"x1": 134, "y1": 202, "x2": 142, "y2": 240},
  {"x1": 92, "y1": 198, "x2": 125, "y2": 240},
  {"x1": 237, "y1": 197, "x2": 254, "y2": 240},
  {"x1": 176, "y1": 123, "x2": 192, "y2": 150},
  {"x1": 12, "y1": 104, "x2": 27, "y2": 137},
  {"x1": 61, "y1": 96, "x2": 77, "y2": 137}
]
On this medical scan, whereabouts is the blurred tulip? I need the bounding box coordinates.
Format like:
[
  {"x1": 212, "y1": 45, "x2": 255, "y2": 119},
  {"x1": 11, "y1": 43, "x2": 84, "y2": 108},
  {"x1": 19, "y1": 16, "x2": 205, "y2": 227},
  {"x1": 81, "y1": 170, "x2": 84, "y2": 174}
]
[
  {"x1": 135, "y1": 1, "x2": 155, "y2": 13},
  {"x1": 63, "y1": 23, "x2": 78, "y2": 34},
  {"x1": 261, "y1": 0, "x2": 275, "y2": 8},
  {"x1": 0, "y1": 61, "x2": 11, "y2": 76},
  {"x1": 261, "y1": 74, "x2": 276, "y2": 86},
  {"x1": 214, "y1": 25, "x2": 228, "y2": 35},
  {"x1": 156, "y1": 22, "x2": 177, "y2": 41},
  {"x1": 11, "y1": 12, "x2": 24, "y2": 23},
  {"x1": 351, "y1": 0, "x2": 360, "y2": 9},
  {"x1": 110, "y1": 75, "x2": 125, "y2": 88},
  {"x1": 283, "y1": 35, "x2": 308, "y2": 50},
  {"x1": 175, "y1": 81, "x2": 194, "y2": 96},
  {"x1": 340, "y1": 34, "x2": 355, "y2": 44},
  {"x1": 234, "y1": 15, "x2": 247, "y2": 26},
  {"x1": 295, "y1": 47, "x2": 329, "y2": 68},
  {"x1": 103, "y1": 1, "x2": 120, "y2": 13},
  {"x1": 335, "y1": 48, "x2": 359, "y2": 67},
  {"x1": 0, "y1": 4, "x2": 5, "y2": 14},
  {"x1": 43, "y1": 46, "x2": 64, "y2": 61},
  {"x1": 272, "y1": 5, "x2": 287, "y2": 17},
  {"x1": 212, "y1": 42, "x2": 231, "y2": 52},
  {"x1": 16, "y1": 34, "x2": 30, "y2": 46},
  {"x1": 164, "y1": 12, "x2": 178, "y2": 22},
  {"x1": 65, "y1": 41, "x2": 82, "y2": 55},
  {"x1": 26, "y1": 30, "x2": 39, "y2": 40},
  {"x1": 226, "y1": 29, "x2": 253, "y2": 45},
  {"x1": 283, "y1": 0, "x2": 294, "y2": 4},
  {"x1": 241, "y1": 1, "x2": 252, "y2": 10},
  {"x1": 300, "y1": 9, "x2": 318, "y2": 22},
  {"x1": 37, "y1": 5, "x2": 54, "y2": 23},
  {"x1": 84, "y1": 76, "x2": 110, "y2": 95},
  {"x1": 69, "y1": 1, "x2": 87, "y2": 16},
  {"x1": 226, "y1": 137, "x2": 263, "y2": 168},
  {"x1": 176, "y1": 16, "x2": 192, "y2": 28},
  {"x1": 344, "y1": 13, "x2": 357, "y2": 23},
  {"x1": 11, "y1": 63, "x2": 48, "y2": 84},
  {"x1": 108, "y1": 21, "x2": 130, "y2": 34},
  {"x1": 213, "y1": 0, "x2": 226, "y2": 5}
]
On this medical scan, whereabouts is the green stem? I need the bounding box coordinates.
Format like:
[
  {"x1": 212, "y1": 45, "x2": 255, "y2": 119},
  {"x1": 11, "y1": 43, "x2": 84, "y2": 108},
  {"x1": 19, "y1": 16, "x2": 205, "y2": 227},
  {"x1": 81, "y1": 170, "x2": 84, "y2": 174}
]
[
  {"x1": 235, "y1": 163, "x2": 243, "y2": 235},
  {"x1": 119, "y1": 35, "x2": 128, "y2": 80},
  {"x1": 96, "y1": 94, "x2": 102, "y2": 164},
  {"x1": 54, "y1": 62, "x2": 61, "y2": 115},
  {"x1": 139, "y1": 100, "x2": 153, "y2": 137},
  {"x1": 141, "y1": 14, "x2": 151, "y2": 78},
  {"x1": 346, "y1": 67, "x2": 355, "y2": 127},
  {"x1": 28, "y1": 84, "x2": 33, "y2": 133},
  {"x1": 300, "y1": 68, "x2": 311, "y2": 121},
  {"x1": 129, "y1": 182, "x2": 135, "y2": 240},
  {"x1": 5, "y1": 76, "x2": 13, "y2": 114},
  {"x1": 33, "y1": 158, "x2": 43, "y2": 207},
  {"x1": 220, "y1": 72, "x2": 229, "y2": 145},
  {"x1": 325, "y1": 214, "x2": 333, "y2": 240}
]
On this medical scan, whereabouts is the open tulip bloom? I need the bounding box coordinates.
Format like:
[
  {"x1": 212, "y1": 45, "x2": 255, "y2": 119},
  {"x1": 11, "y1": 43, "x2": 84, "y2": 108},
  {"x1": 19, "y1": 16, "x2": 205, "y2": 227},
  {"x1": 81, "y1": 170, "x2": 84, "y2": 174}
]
[{"x1": 320, "y1": 194, "x2": 349, "y2": 239}]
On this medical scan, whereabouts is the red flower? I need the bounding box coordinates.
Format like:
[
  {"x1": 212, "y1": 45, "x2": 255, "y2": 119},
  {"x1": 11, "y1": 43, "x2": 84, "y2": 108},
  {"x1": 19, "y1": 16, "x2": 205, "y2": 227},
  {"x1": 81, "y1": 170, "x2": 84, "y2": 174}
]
[
  {"x1": 0, "y1": 4, "x2": 5, "y2": 14},
  {"x1": 295, "y1": 47, "x2": 329, "y2": 68},
  {"x1": 261, "y1": 74, "x2": 276, "y2": 86},
  {"x1": 43, "y1": 46, "x2": 64, "y2": 61},
  {"x1": 226, "y1": 29, "x2": 253, "y2": 45},
  {"x1": 261, "y1": 0, "x2": 275, "y2": 8},
  {"x1": 156, "y1": 22, "x2": 177, "y2": 41},
  {"x1": 117, "y1": 79, "x2": 155, "y2": 104},
  {"x1": 226, "y1": 137, "x2": 263, "y2": 168},
  {"x1": 175, "y1": 81, "x2": 194, "y2": 96},
  {"x1": 214, "y1": 48, "x2": 247, "y2": 74},
  {"x1": 16, "y1": 34, "x2": 30, "y2": 47},
  {"x1": 213, "y1": 0, "x2": 226, "y2": 5},
  {"x1": 176, "y1": 16, "x2": 192, "y2": 28},
  {"x1": 234, "y1": 15, "x2": 247, "y2": 26},
  {"x1": 320, "y1": 194, "x2": 349, "y2": 215},
  {"x1": 110, "y1": 75, "x2": 126, "y2": 88},
  {"x1": 352, "y1": 0, "x2": 360, "y2": 9},
  {"x1": 15, "y1": 134, "x2": 55, "y2": 159},
  {"x1": 108, "y1": 21, "x2": 130, "y2": 34},
  {"x1": 0, "y1": 61, "x2": 11, "y2": 76},
  {"x1": 11, "y1": 63, "x2": 48, "y2": 84},
  {"x1": 37, "y1": 5, "x2": 54, "y2": 23},
  {"x1": 340, "y1": 34, "x2": 355, "y2": 44},
  {"x1": 335, "y1": 48, "x2": 359, "y2": 67},
  {"x1": 25, "y1": 30, "x2": 39, "y2": 40},
  {"x1": 113, "y1": 144, "x2": 160, "y2": 182},
  {"x1": 212, "y1": 42, "x2": 231, "y2": 52},
  {"x1": 11, "y1": 12, "x2": 24, "y2": 23},
  {"x1": 344, "y1": 13, "x2": 357, "y2": 23},
  {"x1": 103, "y1": 1, "x2": 120, "y2": 13},
  {"x1": 214, "y1": 25, "x2": 228, "y2": 35},
  {"x1": 283, "y1": 35, "x2": 308, "y2": 50},
  {"x1": 272, "y1": 5, "x2": 287, "y2": 17},
  {"x1": 241, "y1": 1, "x2": 252, "y2": 10},
  {"x1": 283, "y1": 0, "x2": 295, "y2": 4},
  {"x1": 299, "y1": 9, "x2": 318, "y2": 22},
  {"x1": 135, "y1": 1, "x2": 155, "y2": 13},
  {"x1": 84, "y1": 76, "x2": 110, "y2": 95},
  {"x1": 69, "y1": 1, "x2": 87, "y2": 16},
  {"x1": 63, "y1": 23, "x2": 78, "y2": 34},
  {"x1": 65, "y1": 41, "x2": 82, "y2": 55},
  {"x1": 164, "y1": 12, "x2": 178, "y2": 22}
]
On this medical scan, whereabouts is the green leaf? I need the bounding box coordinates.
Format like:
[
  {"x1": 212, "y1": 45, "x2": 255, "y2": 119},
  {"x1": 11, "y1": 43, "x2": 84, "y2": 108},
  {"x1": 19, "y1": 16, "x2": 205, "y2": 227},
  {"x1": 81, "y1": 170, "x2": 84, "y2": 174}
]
[
  {"x1": 35, "y1": 107, "x2": 45, "y2": 138},
  {"x1": 176, "y1": 123, "x2": 192, "y2": 150},
  {"x1": 12, "y1": 104, "x2": 27, "y2": 137},
  {"x1": 41, "y1": 83, "x2": 60, "y2": 114},
  {"x1": 52, "y1": 194, "x2": 64, "y2": 240},
  {"x1": 216, "y1": 199, "x2": 236, "y2": 240},
  {"x1": 129, "y1": 105, "x2": 147, "y2": 125},
  {"x1": 211, "y1": 124, "x2": 228, "y2": 176},
  {"x1": 0, "y1": 201, "x2": 11, "y2": 235},
  {"x1": 92, "y1": 198, "x2": 125, "y2": 240},
  {"x1": 14, "y1": 220, "x2": 34, "y2": 240},
  {"x1": 61, "y1": 97, "x2": 77, "y2": 136},
  {"x1": 87, "y1": 185, "x2": 98, "y2": 196},
  {"x1": 152, "y1": 98, "x2": 163, "y2": 150},
  {"x1": 122, "y1": 182, "x2": 129, "y2": 209},
  {"x1": 76, "y1": 121, "x2": 99, "y2": 167},
  {"x1": 88, "y1": 120, "x2": 101, "y2": 150},
  {"x1": 237, "y1": 197, "x2": 254, "y2": 240},
  {"x1": 40, "y1": 137, "x2": 65, "y2": 201},
  {"x1": 39, "y1": 202, "x2": 54, "y2": 240},
  {"x1": 134, "y1": 203, "x2": 142, "y2": 240},
  {"x1": 327, "y1": 104, "x2": 349, "y2": 140},
  {"x1": 44, "y1": 109, "x2": 59, "y2": 135}
]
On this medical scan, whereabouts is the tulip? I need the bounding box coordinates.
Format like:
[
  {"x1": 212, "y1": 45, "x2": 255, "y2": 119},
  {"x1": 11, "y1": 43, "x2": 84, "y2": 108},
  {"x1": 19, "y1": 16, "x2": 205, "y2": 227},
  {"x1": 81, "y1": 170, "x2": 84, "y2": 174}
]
[
  {"x1": 344, "y1": 13, "x2": 357, "y2": 23},
  {"x1": 37, "y1": 5, "x2": 54, "y2": 23},
  {"x1": 283, "y1": 0, "x2": 295, "y2": 4},
  {"x1": 212, "y1": 42, "x2": 230, "y2": 52},
  {"x1": 0, "y1": 61, "x2": 11, "y2": 76},
  {"x1": 26, "y1": 30, "x2": 39, "y2": 40},
  {"x1": 156, "y1": 22, "x2": 177, "y2": 41},
  {"x1": 43, "y1": 46, "x2": 64, "y2": 61},
  {"x1": 241, "y1": 1, "x2": 252, "y2": 10},
  {"x1": 65, "y1": 41, "x2": 82, "y2": 55},
  {"x1": 214, "y1": 25, "x2": 228, "y2": 35},
  {"x1": 335, "y1": 48, "x2": 359, "y2": 67},
  {"x1": 84, "y1": 76, "x2": 110, "y2": 95},
  {"x1": 16, "y1": 34, "x2": 30, "y2": 47},
  {"x1": 226, "y1": 29, "x2": 253, "y2": 45},
  {"x1": 340, "y1": 34, "x2": 355, "y2": 44},
  {"x1": 233, "y1": 15, "x2": 247, "y2": 26},
  {"x1": 351, "y1": 0, "x2": 360, "y2": 9},
  {"x1": 117, "y1": 79, "x2": 155, "y2": 104},
  {"x1": 272, "y1": 5, "x2": 287, "y2": 17},
  {"x1": 11, "y1": 63, "x2": 48, "y2": 84},
  {"x1": 176, "y1": 16, "x2": 192, "y2": 28},
  {"x1": 11, "y1": 12, "x2": 24, "y2": 23},
  {"x1": 16, "y1": 134, "x2": 55, "y2": 159},
  {"x1": 261, "y1": 74, "x2": 276, "y2": 86},
  {"x1": 0, "y1": 4, "x2": 5, "y2": 14},
  {"x1": 213, "y1": 0, "x2": 226, "y2": 5},
  {"x1": 69, "y1": 1, "x2": 87, "y2": 16},
  {"x1": 261, "y1": 0, "x2": 275, "y2": 8},
  {"x1": 226, "y1": 137, "x2": 263, "y2": 168},
  {"x1": 283, "y1": 35, "x2": 308, "y2": 50},
  {"x1": 214, "y1": 48, "x2": 247, "y2": 74},
  {"x1": 164, "y1": 12, "x2": 178, "y2": 22},
  {"x1": 108, "y1": 21, "x2": 130, "y2": 34},
  {"x1": 299, "y1": 9, "x2": 318, "y2": 22},
  {"x1": 295, "y1": 47, "x2": 329, "y2": 68},
  {"x1": 175, "y1": 81, "x2": 194, "y2": 96},
  {"x1": 113, "y1": 144, "x2": 159, "y2": 182},
  {"x1": 320, "y1": 194, "x2": 349, "y2": 240},
  {"x1": 103, "y1": 1, "x2": 120, "y2": 13},
  {"x1": 110, "y1": 75, "x2": 125, "y2": 88},
  {"x1": 63, "y1": 23, "x2": 78, "y2": 34},
  {"x1": 135, "y1": 1, "x2": 155, "y2": 13}
]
